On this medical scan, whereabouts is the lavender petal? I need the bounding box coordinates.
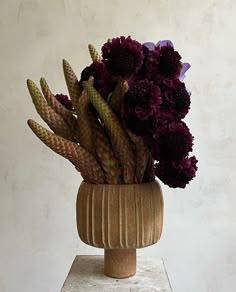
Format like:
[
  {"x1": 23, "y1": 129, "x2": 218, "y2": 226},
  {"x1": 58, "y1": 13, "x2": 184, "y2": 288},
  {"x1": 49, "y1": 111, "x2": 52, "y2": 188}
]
[
  {"x1": 179, "y1": 63, "x2": 191, "y2": 81},
  {"x1": 156, "y1": 40, "x2": 173, "y2": 48},
  {"x1": 143, "y1": 42, "x2": 156, "y2": 50}
]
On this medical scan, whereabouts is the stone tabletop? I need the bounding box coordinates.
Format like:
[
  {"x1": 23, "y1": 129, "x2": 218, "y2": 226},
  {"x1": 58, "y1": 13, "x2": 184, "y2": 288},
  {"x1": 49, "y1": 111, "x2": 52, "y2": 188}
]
[{"x1": 61, "y1": 256, "x2": 172, "y2": 292}]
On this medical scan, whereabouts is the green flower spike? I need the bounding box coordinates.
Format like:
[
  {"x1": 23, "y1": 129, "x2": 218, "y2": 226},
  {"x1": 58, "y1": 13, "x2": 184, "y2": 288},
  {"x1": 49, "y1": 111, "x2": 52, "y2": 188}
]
[
  {"x1": 76, "y1": 88, "x2": 95, "y2": 156},
  {"x1": 27, "y1": 79, "x2": 75, "y2": 142},
  {"x1": 40, "y1": 78, "x2": 77, "y2": 132},
  {"x1": 109, "y1": 79, "x2": 128, "y2": 116},
  {"x1": 90, "y1": 113, "x2": 122, "y2": 184},
  {"x1": 88, "y1": 44, "x2": 102, "y2": 62},
  {"x1": 63, "y1": 59, "x2": 82, "y2": 115},
  {"x1": 82, "y1": 81, "x2": 135, "y2": 184},
  {"x1": 126, "y1": 130, "x2": 149, "y2": 183},
  {"x1": 27, "y1": 119, "x2": 105, "y2": 184}
]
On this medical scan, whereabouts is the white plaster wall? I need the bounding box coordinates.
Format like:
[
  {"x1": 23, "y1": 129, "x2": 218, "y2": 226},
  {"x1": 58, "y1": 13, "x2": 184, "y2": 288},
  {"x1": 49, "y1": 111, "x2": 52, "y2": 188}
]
[{"x1": 0, "y1": 0, "x2": 235, "y2": 291}]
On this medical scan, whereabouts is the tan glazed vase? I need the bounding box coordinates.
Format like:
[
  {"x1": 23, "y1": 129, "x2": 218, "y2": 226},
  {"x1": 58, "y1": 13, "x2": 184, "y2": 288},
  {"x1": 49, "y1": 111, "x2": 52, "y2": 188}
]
[{"x1": 76, "y1": 180, "x2": 164, "y2": 278}]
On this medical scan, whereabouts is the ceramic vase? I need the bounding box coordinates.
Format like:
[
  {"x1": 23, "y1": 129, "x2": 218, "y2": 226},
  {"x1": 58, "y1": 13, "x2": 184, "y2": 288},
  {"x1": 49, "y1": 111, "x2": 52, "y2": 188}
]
[{"x1": 76, "y1": 180, "x2": 164, "y2": 278}]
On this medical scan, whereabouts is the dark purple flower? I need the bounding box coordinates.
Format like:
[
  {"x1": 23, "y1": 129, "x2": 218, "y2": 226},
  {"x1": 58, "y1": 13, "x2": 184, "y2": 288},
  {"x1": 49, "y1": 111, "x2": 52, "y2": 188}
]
[
  {"x1": 160, "y1": 80, "x2": 191, "y2": 121},
  {"x1": 79, "y1": 62, "x2": 115, "y2": 98},
  {"x1": 122, "y1": 80, "x2": 161, "y2": 136},
  {"x1": 155, "y1": 41, "x2": 181, "y2": 78},
  {"x1": 124, "y1": 79, "x2": 162, "y2": 119},
  {"x1": 55, "y1": 94, "x2": 73, "y2": 111},
  {"x1": 146, "y1": 42, "x2": 182, "y2": 83},
  {"x1": 135, "y1": 45, "x2": 151, "y2": 81},
  {"x1": 151, "y1": 122, "x2": 194, "y2": 161},
  {"x1": 123, "y1": 114, "x2": 158, "y2": 137},
  {"x1": 156, "y1": 108, "x2": 177, "y2": 125},
  {"x1": 154, "y1": 156, "x2": 198, "y2": 188},
  {"x1": 102, "y1": 36, "x2": 144, "y2": 78}
]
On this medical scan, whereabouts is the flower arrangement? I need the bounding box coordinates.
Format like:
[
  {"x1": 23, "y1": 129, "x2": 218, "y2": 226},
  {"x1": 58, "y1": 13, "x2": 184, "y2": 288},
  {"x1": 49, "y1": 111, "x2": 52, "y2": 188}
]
[{"x1": 27, "y1": 36, "x2": 198, "y2": 188}]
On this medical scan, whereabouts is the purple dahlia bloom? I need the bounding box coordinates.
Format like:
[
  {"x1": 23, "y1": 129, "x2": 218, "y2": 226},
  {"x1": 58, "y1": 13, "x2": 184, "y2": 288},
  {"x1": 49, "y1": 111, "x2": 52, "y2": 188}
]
[
  {"x1": 123, "y1": 115, "x2": 158, "y2": 137},
  {"x1": 102, "y1": 36, "x2": 144, "y2": 78},
  {"x1": 123, "y1": 79, "x2": 162, "y2": 120},
  {"x1": 154, "y1": 156, "x2": 198, "y2": 188},
  {"x1": 160, "y1": 80, "x2": 191, "y2": 121},
  {"x1": 55, "y1": 94, "x2": 73, "y2": 111},
  {"x1": 134, "y1": 45, "x2": 151, "y2": 81},
  {"x1": 143, "y1": 40, "x2": 191, "y2": 85},
  {"x1": 151, "y1": 121, "x2": 194, "y2": 161},
  {"x1": 79, "y1": 62, "x2": 114, "y2": 98},
  {"x1": 147, "y1": 45, "x2": 182, "y2": 83},
  {"x1": 143, "y1": 40, "x2": 190, "y2": 82},
  {"x1": 122, "y1": 80, "x2": 161, "y2": 136}
]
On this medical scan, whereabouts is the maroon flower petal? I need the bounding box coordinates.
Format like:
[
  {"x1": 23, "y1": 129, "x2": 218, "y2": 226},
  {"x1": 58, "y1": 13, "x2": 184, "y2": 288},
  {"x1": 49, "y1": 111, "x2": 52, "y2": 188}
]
[
  {"x1": 146, "y1": 44, "x2": 182, "y2": 83},
  {"x1": 155, "y1": 156, "x2": 198, "y2": 188},
  {"x1": 123, "y1": 114, "x2": 157, "y2": 137},
  {"x1": 152, "y1": 121, "x2": 194, "y2": 161},
  {"x1": 122, "y1": 79, "x2": 161, "y2": 136},
  {"x1": 102, "y1": 36, "x2": 144, "y2": 78},
  {"x1": 80, "y1": 62, "x2": 115, "y2": 98},
  {"x1": 124, "y1": 79, "x2": 162, "y2": 118},
  {"x1": 160, "y1": 80, "x2": 191, "y2": 121},
  {"x1": 55, "y1": 94, "x2": 73, "y2": 111},
  {"x1": 158, "y1": 45, "x2": 181, "y2": 76}
]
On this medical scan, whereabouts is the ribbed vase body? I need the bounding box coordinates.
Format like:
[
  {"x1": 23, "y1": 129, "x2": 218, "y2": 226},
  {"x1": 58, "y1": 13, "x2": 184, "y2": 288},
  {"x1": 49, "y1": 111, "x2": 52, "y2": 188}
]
[{"x1": 76, "y1": 181, "x2": 164, "y2": 249}]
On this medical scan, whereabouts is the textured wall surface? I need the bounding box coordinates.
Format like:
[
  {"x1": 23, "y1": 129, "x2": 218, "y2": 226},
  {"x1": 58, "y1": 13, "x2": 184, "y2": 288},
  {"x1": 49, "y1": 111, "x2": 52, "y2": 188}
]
[{"x1": 0, "y1": 0, "x2": 235, "y2": 291}]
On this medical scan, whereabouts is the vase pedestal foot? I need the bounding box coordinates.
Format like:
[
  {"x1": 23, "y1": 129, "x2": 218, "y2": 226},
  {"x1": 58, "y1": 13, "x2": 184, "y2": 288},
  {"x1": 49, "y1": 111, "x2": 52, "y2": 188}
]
[{"x1": 104, "y1": 249, "x2": 136, "y2": 279}]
